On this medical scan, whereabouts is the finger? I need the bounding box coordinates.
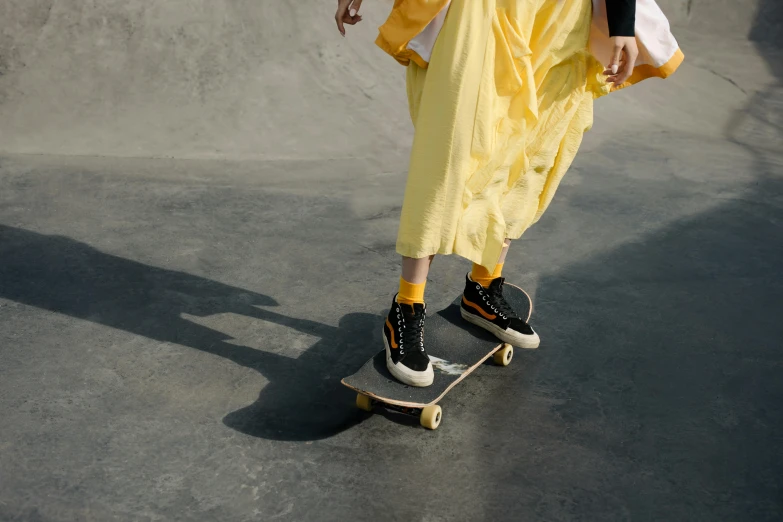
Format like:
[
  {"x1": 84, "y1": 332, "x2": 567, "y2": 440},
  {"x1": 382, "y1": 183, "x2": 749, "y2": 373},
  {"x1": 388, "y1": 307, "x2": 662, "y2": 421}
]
[
  {"x1": 603, "y1": 60, "x2": 626, "y2": 75},
  {"x1": 618, "y1": 50, "x2": 638, "y2": 84},
  {"x1": 609, "y1": 45, "x2": 623, "y2": 68},
  {"x1": 610, "y1": 45, "x2": 623, "y2": 69},
  {"x1": 335, "y1": 0, "x2": 350, "y2": 35},
  {"x1": 610, "y1": 66, "x2": 626, "y2": 87},
  {"x1": 342, "y1": 15, "x2": 363, "y2": 25},
  {"x1": 606, "y1": 68, "x2": 624, "y2": 84},
  {"x1": 615, "y1": 53, "x2": 638, "y2": 86},
  {"x1": 349, "y1": 0, "x2": 363, "y2": 18}
]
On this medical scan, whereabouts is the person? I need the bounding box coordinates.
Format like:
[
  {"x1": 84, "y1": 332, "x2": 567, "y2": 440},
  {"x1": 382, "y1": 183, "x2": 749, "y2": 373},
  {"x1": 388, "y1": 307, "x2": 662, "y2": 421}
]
[{"x1": 335, "y1": 0, "x2": 683, "y2": 387}]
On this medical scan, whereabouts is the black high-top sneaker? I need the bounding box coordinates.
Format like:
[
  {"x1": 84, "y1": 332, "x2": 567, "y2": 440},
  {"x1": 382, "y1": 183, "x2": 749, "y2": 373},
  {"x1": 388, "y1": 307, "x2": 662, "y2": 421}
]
[
  {"x1": 382, "y1": 295, "x2": 434, "y2": 387},
  {"x1": 461, "y1": 274, "x2": 540, "y2": 349}
]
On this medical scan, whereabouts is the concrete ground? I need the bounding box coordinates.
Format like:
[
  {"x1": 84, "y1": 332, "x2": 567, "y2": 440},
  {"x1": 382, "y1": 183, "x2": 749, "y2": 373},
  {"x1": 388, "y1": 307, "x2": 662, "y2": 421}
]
[{"x1": 1, "y1": 0, "x2": 781, "y2": 520}]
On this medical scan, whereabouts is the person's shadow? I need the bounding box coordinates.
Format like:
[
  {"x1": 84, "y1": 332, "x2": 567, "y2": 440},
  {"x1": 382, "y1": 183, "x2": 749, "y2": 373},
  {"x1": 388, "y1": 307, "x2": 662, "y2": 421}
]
[{"x1": 0, "y1": 224, "x2": 380, "y2": 440}]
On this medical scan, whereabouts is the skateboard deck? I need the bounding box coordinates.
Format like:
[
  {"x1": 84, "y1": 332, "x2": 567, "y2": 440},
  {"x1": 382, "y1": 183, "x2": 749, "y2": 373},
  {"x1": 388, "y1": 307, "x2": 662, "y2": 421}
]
[{"x1": 341, "y1": 283, "x2": 533, "y2": 429}]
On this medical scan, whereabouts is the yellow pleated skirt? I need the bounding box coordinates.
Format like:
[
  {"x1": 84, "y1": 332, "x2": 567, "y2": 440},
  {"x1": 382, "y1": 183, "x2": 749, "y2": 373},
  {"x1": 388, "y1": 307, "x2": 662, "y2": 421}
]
[{"x1": 397, "y1": 0, "x2": 608, "y2": 269}]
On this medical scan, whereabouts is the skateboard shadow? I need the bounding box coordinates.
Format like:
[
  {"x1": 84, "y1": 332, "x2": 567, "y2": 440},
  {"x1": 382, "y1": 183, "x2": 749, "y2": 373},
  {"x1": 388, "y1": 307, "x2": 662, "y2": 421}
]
[
  {"x1": 222, "y1": 309, "x2": 382, "y2": 440},
  {"x1": 0, "y1": 225, "x2": 380, "y2": 441}
]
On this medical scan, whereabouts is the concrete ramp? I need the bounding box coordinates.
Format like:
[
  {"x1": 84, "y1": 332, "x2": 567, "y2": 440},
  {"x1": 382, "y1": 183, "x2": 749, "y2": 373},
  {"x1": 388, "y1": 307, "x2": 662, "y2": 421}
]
[{"x1": 0, "y1": 0, "x2": 410, "y2": 160}]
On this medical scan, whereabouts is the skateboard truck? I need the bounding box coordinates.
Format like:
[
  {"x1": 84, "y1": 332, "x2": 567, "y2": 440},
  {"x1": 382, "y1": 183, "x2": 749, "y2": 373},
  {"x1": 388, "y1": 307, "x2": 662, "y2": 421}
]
[{"x1": 355, "y1": 394, "x2": 444, "y2": 430}]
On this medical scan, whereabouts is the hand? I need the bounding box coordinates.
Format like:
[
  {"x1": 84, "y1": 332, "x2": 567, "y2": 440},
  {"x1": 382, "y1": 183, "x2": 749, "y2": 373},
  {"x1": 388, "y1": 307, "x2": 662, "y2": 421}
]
[
  {"x1": 603, "y1": 36, "x2": 639, "y2": 88},
  {"x1": 335, "y1": 0, "x2": 363, "y2": 37}
]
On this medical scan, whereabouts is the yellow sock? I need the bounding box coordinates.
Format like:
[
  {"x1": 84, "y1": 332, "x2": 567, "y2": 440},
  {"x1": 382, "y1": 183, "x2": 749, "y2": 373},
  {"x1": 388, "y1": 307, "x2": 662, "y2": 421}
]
[
  {"x1": 397, "y1": 277, "x2": 426, "y2": 306},
  {"x1": 471, "y1": 262, "x2": 504, "y2": 288}
]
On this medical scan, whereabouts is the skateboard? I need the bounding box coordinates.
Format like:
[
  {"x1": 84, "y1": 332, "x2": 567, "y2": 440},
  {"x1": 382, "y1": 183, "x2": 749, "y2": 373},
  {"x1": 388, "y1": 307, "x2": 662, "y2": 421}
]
[{"x1": 341, "y1": 283, "x2": 533, "y2": 430}]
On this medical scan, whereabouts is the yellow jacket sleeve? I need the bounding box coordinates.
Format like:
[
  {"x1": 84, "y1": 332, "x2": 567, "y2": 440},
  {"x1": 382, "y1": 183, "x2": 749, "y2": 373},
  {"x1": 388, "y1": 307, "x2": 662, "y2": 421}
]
[{"x1": 376, "y1": 0, "x2": 451, "y2": 67}]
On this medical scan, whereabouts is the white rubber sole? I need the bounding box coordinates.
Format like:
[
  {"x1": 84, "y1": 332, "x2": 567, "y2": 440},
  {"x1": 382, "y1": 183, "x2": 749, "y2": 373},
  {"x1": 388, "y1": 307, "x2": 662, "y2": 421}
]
[
  {"x1": 383, "y1": 332, "x2": 434, "y2": 387},
  {"x1": 460, "y1": 308, "x2": 540, "y2": 349}
]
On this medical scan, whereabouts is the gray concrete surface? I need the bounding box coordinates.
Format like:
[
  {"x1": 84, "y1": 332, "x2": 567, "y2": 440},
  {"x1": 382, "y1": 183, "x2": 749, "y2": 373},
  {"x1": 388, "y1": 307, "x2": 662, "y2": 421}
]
[
  {"x1": 1, "y1": 0, "x2": 782, "y2": 520},
  {"x1": 0, "y1": 0, "x2": 410, "y2": 162}
]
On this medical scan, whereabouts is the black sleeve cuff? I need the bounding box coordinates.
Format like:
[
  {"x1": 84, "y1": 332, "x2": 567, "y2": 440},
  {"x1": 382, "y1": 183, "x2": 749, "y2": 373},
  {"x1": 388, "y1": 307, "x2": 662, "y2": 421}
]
[{"x1": 605, "y1": 0, "x2": 636, "y2": 37}]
